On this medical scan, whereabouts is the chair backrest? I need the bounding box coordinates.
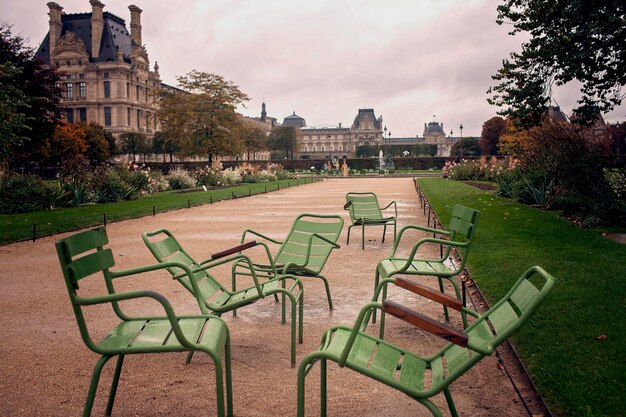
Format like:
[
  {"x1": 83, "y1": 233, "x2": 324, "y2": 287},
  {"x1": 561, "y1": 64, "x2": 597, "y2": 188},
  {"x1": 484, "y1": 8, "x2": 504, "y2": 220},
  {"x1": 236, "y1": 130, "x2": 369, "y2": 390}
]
[
  {"x1": 429, "y1": 266, "x2": 554, "y2": 391},
  {"x1": 275, "y1": 214, "x2": 344, "y2": 273},
  {"x1": 55, "y1": 227, "x2": 117, "y2": 350},
  {"x1": 142, "y1": 229, "x2": 225, "y2": 301},
  {"x1": 445, "y1": 204, "x2": 480, "y2": 267},
  {"x1": 345, "y1": 192, "x2": 383, "y2": 222}
]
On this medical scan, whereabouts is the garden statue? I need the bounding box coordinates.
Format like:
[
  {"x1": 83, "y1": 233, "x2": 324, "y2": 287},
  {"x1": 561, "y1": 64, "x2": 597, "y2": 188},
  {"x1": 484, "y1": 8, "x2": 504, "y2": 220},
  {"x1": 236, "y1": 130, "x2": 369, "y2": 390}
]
[
  {"x1": 384, "y1": 154, "x2": 395, "y2": 171},
  {"x1": 341, "y1": 160, "x2": 349, "y2": 177},
  {"x1": 379, "y1": 150, "x2": 384, "y2": 171},
  {"x1": 326, "y1": 160, "x2": 332, "y2": 174}
]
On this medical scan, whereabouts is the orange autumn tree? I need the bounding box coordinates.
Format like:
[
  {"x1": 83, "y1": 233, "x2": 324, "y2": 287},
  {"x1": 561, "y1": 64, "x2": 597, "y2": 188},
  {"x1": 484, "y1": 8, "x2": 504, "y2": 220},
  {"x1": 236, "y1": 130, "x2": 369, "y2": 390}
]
[{"x1": 50, "y1": 122, "x2": 87, "y2": 164}]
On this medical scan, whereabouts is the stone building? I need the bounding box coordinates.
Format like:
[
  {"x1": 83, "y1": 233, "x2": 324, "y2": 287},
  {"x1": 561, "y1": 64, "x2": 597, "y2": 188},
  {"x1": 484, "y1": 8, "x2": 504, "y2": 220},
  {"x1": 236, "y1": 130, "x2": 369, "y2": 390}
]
[
  {"x1": 386, "y1": 121, "x2": 461, "y2": 157},
  {"x1": 35, "y1": 1, "x2": 161, "y2": 138},
  {"x1": 296, "y1": 108, "x2": 384, "y2": 158}
]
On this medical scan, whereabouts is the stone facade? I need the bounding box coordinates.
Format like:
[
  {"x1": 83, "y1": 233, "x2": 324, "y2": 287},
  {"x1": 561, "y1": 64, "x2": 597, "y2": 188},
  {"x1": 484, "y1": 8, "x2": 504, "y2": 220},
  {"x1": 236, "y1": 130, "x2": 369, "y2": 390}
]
[
  {"x1": 35, "y1": 1, "x2": 160, "y2": 139},
  {"x1": 296, "y1": 108, "x2": 384, "y2": 158}
]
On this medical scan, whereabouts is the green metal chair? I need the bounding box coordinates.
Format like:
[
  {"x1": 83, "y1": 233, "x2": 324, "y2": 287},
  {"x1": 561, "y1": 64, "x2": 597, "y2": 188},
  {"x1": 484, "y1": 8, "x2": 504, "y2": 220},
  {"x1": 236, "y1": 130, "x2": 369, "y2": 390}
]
[
  {"x1": 231, "y1": 214, "x2": 343, "y2": 310},
  {"x1": 297, "y1": 266, "x2": 555, "y2": 417},
  {"x1": 344, "y1": 192, "x2": 397, "y2": 249},
  {"x1": 55, "y1": 227, "x2": 233, "y2": 417},
  {"x1": 373, "y1": 204, "x2": 480, "y2": 330},
  {"x1": 142, "y1": 228, "x2": 304, "y2": 367}
]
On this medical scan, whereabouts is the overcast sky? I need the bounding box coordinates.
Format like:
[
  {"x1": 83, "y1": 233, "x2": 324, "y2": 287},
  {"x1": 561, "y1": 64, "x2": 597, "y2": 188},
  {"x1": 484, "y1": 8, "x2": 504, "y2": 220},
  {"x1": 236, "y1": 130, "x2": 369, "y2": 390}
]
[{"x1": 3, "y1": 0, "x2": 625, "y2": 137}]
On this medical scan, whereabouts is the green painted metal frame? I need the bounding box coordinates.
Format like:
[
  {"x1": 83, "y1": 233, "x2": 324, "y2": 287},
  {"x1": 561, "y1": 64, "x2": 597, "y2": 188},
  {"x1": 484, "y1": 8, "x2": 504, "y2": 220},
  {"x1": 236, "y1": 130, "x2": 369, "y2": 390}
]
[
  {"x1": 344, "y1": 192, "x2": 397, "y2": 249},
  {"x1": 372, "y1": 204, "x2": 480, "y2": 329},
  {"x1": 55, "y1": 227, "x2": 233, "y2": 417},
  {"x1": 142, "y1": 228, "x2": 304, "y2": 367},
  {"x1": 297, "y1": 266, "x2": 555, "y2": 417},
  {"x1": 232, "y1": 213, "x2": 343, "y2": 310}
]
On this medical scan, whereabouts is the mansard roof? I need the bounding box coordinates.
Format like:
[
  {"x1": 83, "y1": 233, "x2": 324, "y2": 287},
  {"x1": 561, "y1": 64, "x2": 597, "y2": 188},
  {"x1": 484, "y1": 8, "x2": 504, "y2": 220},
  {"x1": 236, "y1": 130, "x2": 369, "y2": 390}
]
[
  {"x1": 35, "y1": 11, "x2": 134, "y2": 64},
  {"x1": 423, "y1": 121, "x2": 445, "y2": 136},
  {"x1": 283, "y1": 111, "x2": 307, "y2": 128},
  {"x1": 351, "y1": 109, "x2": 382, "y2": 130}
]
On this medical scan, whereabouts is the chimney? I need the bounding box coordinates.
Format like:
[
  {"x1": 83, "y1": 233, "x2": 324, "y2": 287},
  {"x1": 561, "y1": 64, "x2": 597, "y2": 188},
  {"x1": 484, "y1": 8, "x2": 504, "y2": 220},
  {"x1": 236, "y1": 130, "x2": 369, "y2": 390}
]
[
  {"x1": 129, "y1": 5, "x2": 143, "y2": 46},
  {"x1": 90, "y1": 0, "x2": 104, "y2": 59},
  {"x1": 47, "y1": 2, "x2": 63, "y2": 57},
  {"x1": 339, "y1": 123, "x2": 342, "y2": 129}
]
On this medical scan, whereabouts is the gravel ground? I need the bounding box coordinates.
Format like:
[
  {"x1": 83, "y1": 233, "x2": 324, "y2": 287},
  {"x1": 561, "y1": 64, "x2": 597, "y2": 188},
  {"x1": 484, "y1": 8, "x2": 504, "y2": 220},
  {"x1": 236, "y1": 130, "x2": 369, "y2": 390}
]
[{"x1": 0, "y1": 178, "x2": 532, "y2": 416}]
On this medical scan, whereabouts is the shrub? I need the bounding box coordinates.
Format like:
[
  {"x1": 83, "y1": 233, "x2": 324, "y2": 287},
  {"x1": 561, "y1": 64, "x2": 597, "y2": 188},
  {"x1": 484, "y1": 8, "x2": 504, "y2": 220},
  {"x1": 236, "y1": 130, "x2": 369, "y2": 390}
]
[
  {"x1": 221, "y1": 167, "x2": 243, "y2": 185},
  {"x1": 0, "y1": 174, "x2": 51, "y2": 213},
  {"x1": 195, "y1": 166, "x2": 223, "y2": 186},
  {"x1": 166, "y1": 167, "x2": 196, "y2": 190},
  {"x1": 90, "y1": 166, "x2": 136, "y2": 203}
]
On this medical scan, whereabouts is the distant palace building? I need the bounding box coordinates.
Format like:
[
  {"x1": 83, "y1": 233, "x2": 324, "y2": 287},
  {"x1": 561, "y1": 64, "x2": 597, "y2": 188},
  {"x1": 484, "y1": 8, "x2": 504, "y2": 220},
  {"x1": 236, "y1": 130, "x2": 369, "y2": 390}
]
[
  {"x1": 293, "y1": 108, "x2": 384, "y2": 158},
  {"x1": 35, "y1": 1, "x2": 161, "y2": 138}
]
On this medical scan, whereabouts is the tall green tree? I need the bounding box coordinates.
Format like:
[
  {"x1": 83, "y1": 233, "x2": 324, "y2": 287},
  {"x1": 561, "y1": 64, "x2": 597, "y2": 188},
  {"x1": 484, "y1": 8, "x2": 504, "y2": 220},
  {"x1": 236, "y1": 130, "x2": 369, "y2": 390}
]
[
  {"x1": 157, "y1": 70, "x2": 249, "y2": 163},
  {"x1": 152, "y1": 130, "x2": 180, "y2": 162},
  {"x1": 82, "y1": 122, "x2": 116, "y2": 165},
  {"x1": 268, "y1": 125, "x2": 299, "y2": 159},
  {"x1": 450, "y1": 137, "x2": 481, "y2": 159},
  {"x1": 488, "y1": 0, "x2": 626, "y2": 127},
  {"x1": 480, "y1": 116, "x2": 506, "y2": 156},
  {"x1": 0, "y1": 24, "x2": 61, "y2": 166},
  {"x1": 241, "y1": 123, "x2": 267, "y2": 160},
  {"x1": 120, "y1": 132, "x2": 148, "y2": 162}
]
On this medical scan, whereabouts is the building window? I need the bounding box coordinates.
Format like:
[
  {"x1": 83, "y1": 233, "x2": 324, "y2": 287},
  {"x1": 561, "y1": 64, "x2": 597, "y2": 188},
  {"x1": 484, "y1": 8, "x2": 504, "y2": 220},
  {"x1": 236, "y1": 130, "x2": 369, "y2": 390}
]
[
  {"x1": 66, "y1": 74, "x2": 72, "y2": 80},
  {"x1": 66, "y1": 108, "x2": 74, "y2": 123},
  {"x1": 137, "y1": 109, "x2": 141, "y2": 129},
  {"x1": 126, "y1": 82, "x2": 130, "y2": 98},
  {"x1": 78, "y1": 82, "x2": 86, "y2": 98},
  {"x1": 65, "y1": 83, "x2": 73, "y2": 98},
  {"x1": 78, "y1": 107, "x2": 87, "y2": 122},
  {"x1": 104, "y1": 81, "x2": 111, "y2": 98},
  {"x1": 103, "y1": 72, "x2": 109, "y2": 79},
  {"x1": 104, "y1": 107, "x2": 112, "y2": 126},
  {"x1": 127, "y1": 107, "x2": 131, "y2": 126},
  {"x1": 145, "y1": 112, "x2": 150, "y2": 132},
  {"x1": 136, "y1": 85, "x2": 140, "y2": 100},
  {"x1": 79, "y1": 73, "x2": 85, "y2": 79}
]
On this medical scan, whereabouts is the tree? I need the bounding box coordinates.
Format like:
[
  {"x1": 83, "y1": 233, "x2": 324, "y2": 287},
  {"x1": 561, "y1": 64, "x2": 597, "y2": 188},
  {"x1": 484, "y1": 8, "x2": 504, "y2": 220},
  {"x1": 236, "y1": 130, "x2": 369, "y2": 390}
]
[
  {"x1": 480, "y1": 116, "x2": 506, "y2": 156},
  {"x1": 488, "y1": 0, "x2": 626, "y2": 127},
  {"x1": 268, "y1": 126, "x2": 299, "y2": 159},
  {"x1": 0, "y1": 24, "x2": 61, "y2": 167},
  {"x1": 241, "y1": 124, "x2": 267, "y2": 160},
  {"x1": 50, "y1": 122, "x2": 87, "y2": 164},
  {"x1": 157, "y1": 70, "x2": 249, "y2": 163},
  {"x1": 152, "y1": 131, "x2": 180, "y2": 162},
  {"x1": 450, "y1": 137, "x2": 481, "y2": 159},
  {"x1": 82, "y1": 122, "x2": 116, "y2": 165},
  {"x1": 120, "y1": 132, "x2": 148, "y2": 162}
]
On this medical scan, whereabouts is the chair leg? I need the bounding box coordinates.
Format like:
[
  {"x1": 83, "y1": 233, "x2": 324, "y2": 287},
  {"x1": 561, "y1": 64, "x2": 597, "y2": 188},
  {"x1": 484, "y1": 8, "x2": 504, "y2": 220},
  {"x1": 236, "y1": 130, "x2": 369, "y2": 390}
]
[
  {"x1": 105, "y1": 354, "x2": 125, "y2": 416},
  {"x1": 224, "y1": 338, "x2": 234, "y2": 417},
  {"x1": 185, "y1": 350, "x2": 195, "y2": 364},
  {"x1": 393, "y1": 222, "x2": 397, "y2": 243},
  {"x1": 418, "y1": 398, "x2": 445, "y2": 417},
  {"x1": 379, "y1": 282, "x2": 389, "y2": 339},
  {"x1": 361, "y1": 224, "x2": 365, "y2": 249},
  {"x1": 290, "y1": 292, "x2": 297, "y2": 367},
  {"x1": 346, "y1": 225, "x2": 352, "y2": 245},
  {"x1": 84, "y1": 355, "x2": 113, "y2": 417},
  {"x1": 443, "y1": 386, "x2": 459, "y2": 417},
  {"x1": 298, "y1": 291, "x2": 304, "y2": 343},
  {"x1": 297, "y1": 356, "x2": 312, "y2": 417},
  {"x1": 232, "y1": 271, "x2": 238, "y2": 317},
  {"x1": 320, "y1": 359, "x2": 328, "y2": 417},
  {"x1": 438, "y1": 277, "x2": 450, "y2": 322},
  {"x1": 372, "y1": 269, "x2": 380, "y2": 324},
  {"x1": 382, "y1": 224, "x2": 387, "y2": 243},
  {"x1": 317, "y1": 274, "x2": 333, "y2": 310},
  {"x1": 282, "y1": 279, "x2": 287, "y2": 325},
  {"x1": 211, "y1": 351, "x2": 227, "y2": 417}
]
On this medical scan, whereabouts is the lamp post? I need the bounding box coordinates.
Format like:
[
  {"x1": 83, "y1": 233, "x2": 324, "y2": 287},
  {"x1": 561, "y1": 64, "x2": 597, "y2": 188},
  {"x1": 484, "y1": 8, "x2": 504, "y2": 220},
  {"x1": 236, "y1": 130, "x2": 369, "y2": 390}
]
[
  {"x1": 459, "y1": 123, "x2": 463, "y2": 138},
  {"x1": 383, "y1": 126, "x2": 387, "y2": 154},
  {"x1": 387, "y1": 130, "x2": 391, "y2": 154}
]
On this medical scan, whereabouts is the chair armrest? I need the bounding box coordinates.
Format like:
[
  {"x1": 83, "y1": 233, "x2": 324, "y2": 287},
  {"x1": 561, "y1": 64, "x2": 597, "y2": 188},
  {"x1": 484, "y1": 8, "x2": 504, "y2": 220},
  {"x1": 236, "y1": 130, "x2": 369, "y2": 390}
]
[
  {"x1": 77, "y1": 290, "x2": 212, "y2": 350},
  {"x1": 241, "y1": 229, "x2": 283, "y2": 245},
  {"x1": 390, "y1": 224, "x2": 450, "y2": 256},
  {"x1": 381, "y1": 200, "x2": 397, "y2": 218},
  {"x1": 109, "y1": 261, "x2": 209, "y2": 314},
  {"x1": 395, "y1": 277, "x2": 463, "y2": 312},
  {"x1": 343, "y1": 200, "x2": 352, "y2": 210},
  {"x1": 211, "y1": 241, "x2": 258, "y2": 260},
  {"x1": 383, "y1": 300, "x2": 468, "y2": 347},
  {"x1": 311, "y1": 233, "x2": 341, "y2": 249}
]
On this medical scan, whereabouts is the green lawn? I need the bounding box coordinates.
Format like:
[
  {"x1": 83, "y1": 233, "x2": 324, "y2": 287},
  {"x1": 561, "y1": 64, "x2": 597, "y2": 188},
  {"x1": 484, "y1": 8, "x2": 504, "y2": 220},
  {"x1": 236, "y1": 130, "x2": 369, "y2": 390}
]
[
  {"x1": 418, "y1": 178, "x2": 625, "y2": 417},
  {"x1": 0, "y1": 179, "x2": 317, "y2": 245}
]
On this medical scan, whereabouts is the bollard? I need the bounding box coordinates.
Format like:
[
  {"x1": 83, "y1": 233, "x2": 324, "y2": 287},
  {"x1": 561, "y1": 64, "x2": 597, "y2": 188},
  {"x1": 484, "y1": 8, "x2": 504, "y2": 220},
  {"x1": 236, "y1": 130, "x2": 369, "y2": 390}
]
[
  {"x1": 427, "y1": 206, "x2": 431, "y2": 226},
  {"x1": 103, "y1": 213, "x2": 107, "y2": 227},
  {"x1": 188, "y1": 200, "x2": 191, "y2": 209},
  {"x1": 32, "y1": 223, "x2": 36, "y2": 242},
  {"x1": 248, "y1": 189, "x2": 251, "y2": 197},
  {"x1": 210, "y1": 195, "x2": 213, "y2": 204},
  {"x1": 153, "y1": 206, "x2": 156, "y2": 217},
  {"x1": 265, "y1": 185, "x2": 267, "y2": 194}
]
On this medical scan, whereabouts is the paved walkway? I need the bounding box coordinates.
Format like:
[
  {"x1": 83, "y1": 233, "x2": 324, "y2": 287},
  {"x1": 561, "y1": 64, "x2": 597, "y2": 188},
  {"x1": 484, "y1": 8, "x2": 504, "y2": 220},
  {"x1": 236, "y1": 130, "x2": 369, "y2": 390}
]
[{"x1": 0, "y1": 178, "x2": 526, "y2": 416}]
